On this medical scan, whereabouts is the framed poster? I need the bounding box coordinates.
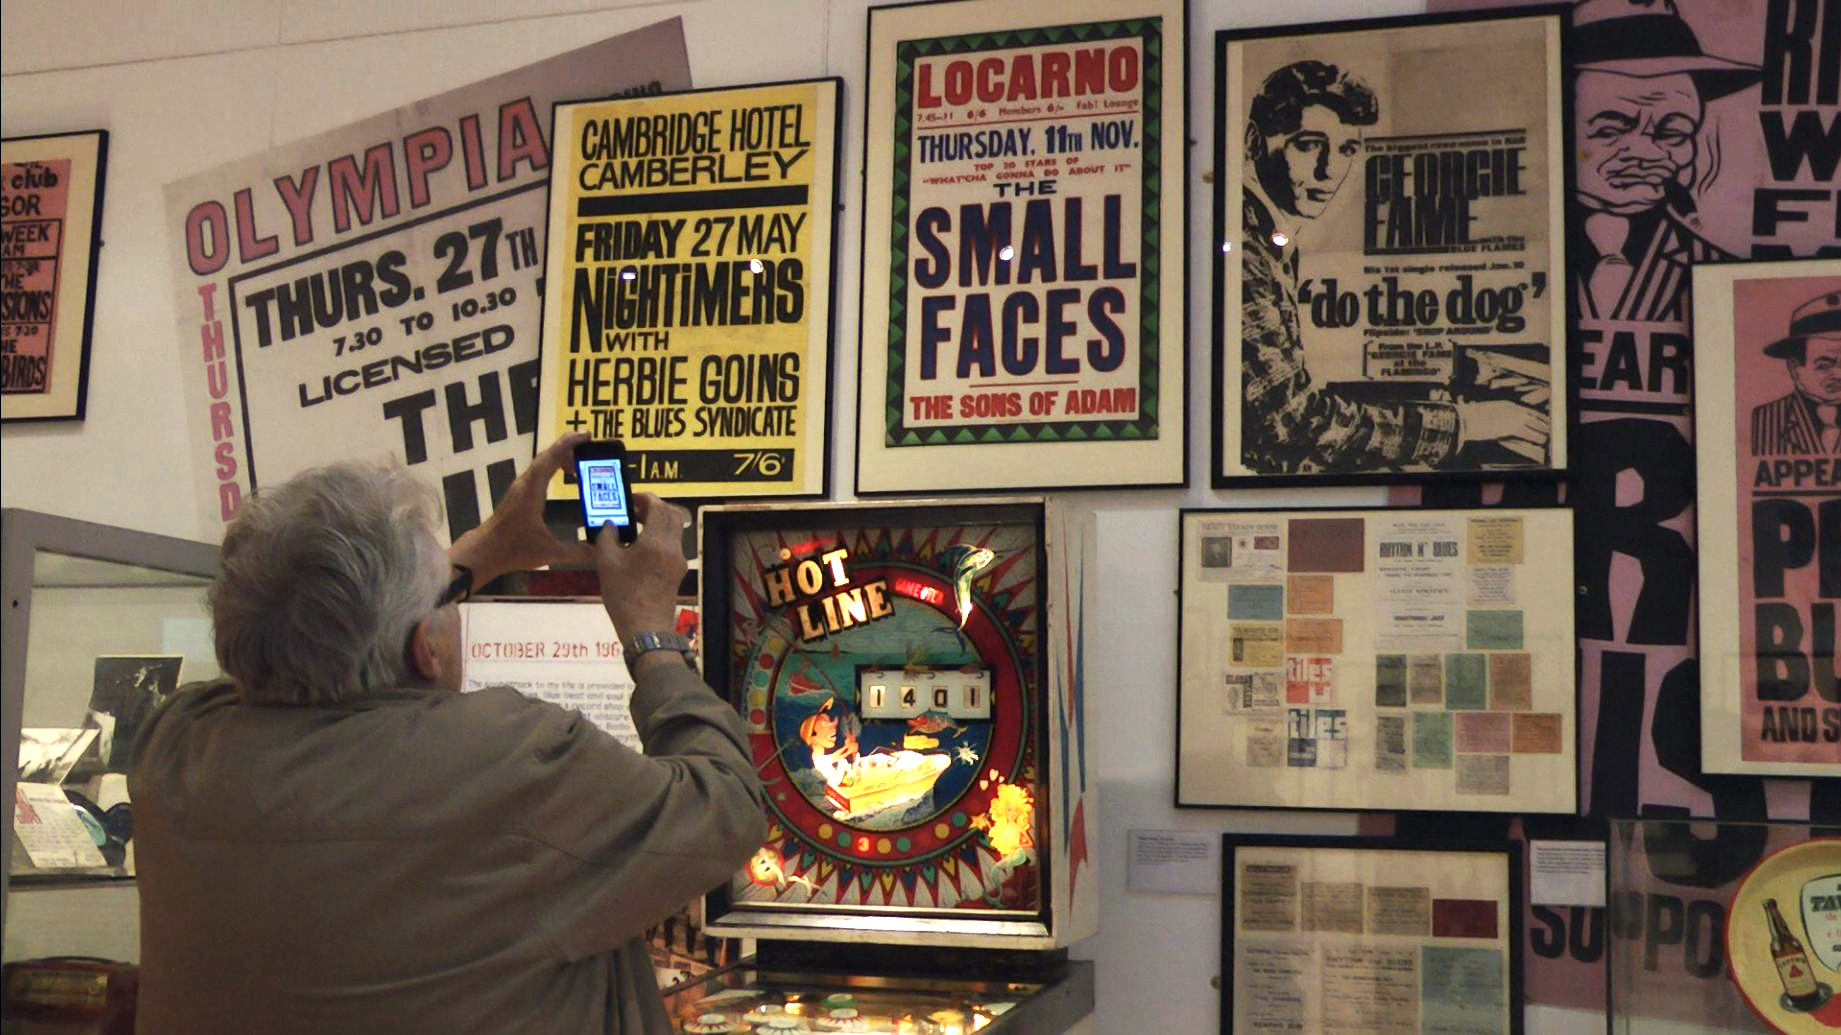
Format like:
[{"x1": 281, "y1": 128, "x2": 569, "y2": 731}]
[
  {"x1": 855, "y1": 0, "x2": 1187, "y2": 494},
  {"x1": 1213, "y1": 8, "x2": 1569, "y2": 486},
  {"x1": 2, "y1": 130, "x2": 106, "y2": 423},
  {"x1": 166, "y1": 22, "x2": 692, "y2": 542},
  {"x1": 538, "y1": 77, "x2": 842, "y2": 503},
  {"x1": 1222, "y1": 834, "x2": 1523, "y2": 1035},
  {"x1": 1692, "y1": 258, "x2": 1840, "y2": 778},
  {"x1": 1177, "y1": 506, "x2": 1577, "y2": 813},
  {"x1": 87, "y1": 655, "x2": 183, "y2": 771},
  {"x1": 1723, "y1": 837, "x2": 1841, "y2": 1033}
]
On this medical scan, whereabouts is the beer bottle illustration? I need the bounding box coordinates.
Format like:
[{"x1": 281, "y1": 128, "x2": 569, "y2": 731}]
[{"x1": 1766, "y1": 898, "x2": 1826, "y2": 1012}]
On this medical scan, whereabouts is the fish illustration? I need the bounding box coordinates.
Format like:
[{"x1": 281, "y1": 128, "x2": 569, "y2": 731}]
[
  {"x1": 943, "y1": 545, "x2": 995, "y2": 629},
  {"x1": 908, "y1": 711, "x2": 961, "y2": 736},
  {"x1": 783, "y1": 669, "x2": 833, "y2": 701}
]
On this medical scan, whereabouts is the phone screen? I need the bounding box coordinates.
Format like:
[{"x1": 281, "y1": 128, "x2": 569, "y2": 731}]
[{"x1": 576, "y1": 456, "x2": 632, "y2": 530}]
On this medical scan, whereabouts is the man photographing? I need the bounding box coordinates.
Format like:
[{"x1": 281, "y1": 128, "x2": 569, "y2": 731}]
[{"x1": 130, "y1": 433, "x2": 767, "y2": 1034}]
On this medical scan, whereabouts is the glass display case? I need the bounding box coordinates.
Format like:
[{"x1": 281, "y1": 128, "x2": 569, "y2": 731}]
[
  {"x1": 2, "y1": 509, "x2": 218, "y2": 964},
  {"x1": 1608, "y1": 817, "x2": 1839, "y2": 1035}
]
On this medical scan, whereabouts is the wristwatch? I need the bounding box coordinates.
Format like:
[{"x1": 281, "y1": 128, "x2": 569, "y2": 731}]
[{"x1": 630, "y1": 631, "x2": 697, "y2": 671}]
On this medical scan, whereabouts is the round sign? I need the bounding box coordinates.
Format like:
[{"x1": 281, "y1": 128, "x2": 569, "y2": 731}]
[{"x1": 1726, "y1": 837, "x2": 1841, "y2": 1033}]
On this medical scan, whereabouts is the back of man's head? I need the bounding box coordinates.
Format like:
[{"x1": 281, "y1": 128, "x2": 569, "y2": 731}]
[{"x1": 210, "y1": 461, "x2": 447, "y2": 706}]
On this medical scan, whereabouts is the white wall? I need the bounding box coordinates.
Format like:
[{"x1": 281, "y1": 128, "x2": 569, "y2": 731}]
[{"x1": 3, "y1": 1, "x2": 1643, "y2": 1031}]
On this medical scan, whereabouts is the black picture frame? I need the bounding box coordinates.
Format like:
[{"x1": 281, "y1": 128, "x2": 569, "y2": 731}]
[
  {"x1": 1175, "y1": 503, "x2": 1580, "y2": 815},
  {"x1": 534, "y1": 77, "x2": 845, "y2": 505},
  {"x1": 2, "y1": 129, "x2": 108, "y2": 424},
  {"x1": 1211, "y1": 6, "x2": 1576, "y2": 488},
  {"x1": 1221, "y1": 832, "x2": 1526, "y2": 1035},
  {"x1": 855, "y1": 0, "x2": 1191, "y2": 496}
]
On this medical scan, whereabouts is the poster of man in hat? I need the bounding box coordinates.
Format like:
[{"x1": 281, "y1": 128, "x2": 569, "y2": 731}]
[
  {"x1": 1691, "y1": 258, "x2": 1840, "y2": 782},
  {"x1": 1568, "y1": 0, "x2": 1762, "y2": 323},
  {"x1": 1751, "y1": 290, "x2": 1841, "y2": 455}
]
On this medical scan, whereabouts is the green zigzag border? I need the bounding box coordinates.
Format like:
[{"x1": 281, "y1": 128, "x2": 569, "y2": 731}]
[{"x1": 884, "y1": 19, "x2": 1165, "y2": 449}]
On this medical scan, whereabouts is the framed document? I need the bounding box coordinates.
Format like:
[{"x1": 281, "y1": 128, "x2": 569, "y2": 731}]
[
  {"x1": 2, "y1": 130, "x2": 106, "y2": 423},
  {"x1": 1692, "y1": 258, "x2": 1840, "y2": 778},
  {"x1": 537, "y1": 78, "x2": 842, "y2": 502},
  {"x1": 1222, "y1": 834, "x2": 1523, "y2": 1035},
  {"x1": 1213, "y1": 8, "x2": 1569, "y2": 486},
  {"x1": 1177, "y1": 506, "x2": 1577, "y2": 813},
  {"x1": 856, "y1": 0, "x2": 1187, "y2": 494}
]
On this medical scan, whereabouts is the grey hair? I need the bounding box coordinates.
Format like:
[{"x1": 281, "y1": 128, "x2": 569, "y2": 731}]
[{"x1": 210, "y1": 460, "x2": 449, "y2": 705}]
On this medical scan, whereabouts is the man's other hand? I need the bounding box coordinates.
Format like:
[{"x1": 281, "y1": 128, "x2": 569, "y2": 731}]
[{"x1": 597, "y1": 493, "x2": 691, "y2": 662}]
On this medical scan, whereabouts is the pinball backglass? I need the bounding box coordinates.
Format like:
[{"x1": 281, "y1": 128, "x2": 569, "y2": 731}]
[{"x1": 699, "y1": 499, "x2": 1096, "y2": 950}]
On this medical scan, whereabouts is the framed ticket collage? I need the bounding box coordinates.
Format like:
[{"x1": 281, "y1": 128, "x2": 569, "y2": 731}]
[
  {"x1": 1222, "y1": 835, "x2": 1523, "y2": 1035},
  {"x1": 1177, "y1": 506, "x2": 1578, "y2": 814}
]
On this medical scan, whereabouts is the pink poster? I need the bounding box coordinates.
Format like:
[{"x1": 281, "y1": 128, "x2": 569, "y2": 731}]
[
  {"x1": 1730, "y1": 275, "x2": 1840, "y2": 767},
  {"x1": 1696, "y1": 262, "x2": 1841, "y2": 775},
  {"x1": 2, "y1": 130, "x2": 103, "y2": 422},
  {"x1": 0, "y1": 157, "x2": 70, "y2": 395}
]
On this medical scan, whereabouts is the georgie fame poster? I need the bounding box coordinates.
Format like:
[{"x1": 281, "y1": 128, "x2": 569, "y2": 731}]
[
  {"x1": 855, "y1": 0, "x2": 1187, "y2": 494},
  {"x1": 1214, "y1": 9, "x2": 1568, "y2": 486},
  {"x1": 1222, "y1": 836, "x2": 1521, "y2": 1035},
  {"x1": 1694, "y1": 259, "x2": 1841, "y2": 778},
  {"x1": 166, "y1": 22, "x2": 690, "y2": 543},
  {"x1": 537, "y1": 79, "x2": 840, "y2": 502},
  {"x1": 1177, "y1": 507, "x2": 1577, "y2": 813}
]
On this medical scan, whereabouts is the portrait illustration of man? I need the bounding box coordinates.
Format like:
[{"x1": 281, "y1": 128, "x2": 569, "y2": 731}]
[
  {"x1": 1239, "y1": 60, "x2": 1548, "y2": 474},
  {"x1": 1751, "y1": 291, "x2": 1841, "y2": 455},
  {"x1": 1569, "y1": 0, "x2": 1761, "y2": 322}
]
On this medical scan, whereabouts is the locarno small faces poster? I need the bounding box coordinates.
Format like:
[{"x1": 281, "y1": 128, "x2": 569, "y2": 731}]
[{"x1": 856, "y1": 0, "x2": 1187, "y2": 493}]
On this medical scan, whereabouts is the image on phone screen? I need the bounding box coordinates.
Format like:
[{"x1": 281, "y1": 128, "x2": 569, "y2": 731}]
[{"x1": 578, "y1": 458, "x2": 631, "y2": 529}]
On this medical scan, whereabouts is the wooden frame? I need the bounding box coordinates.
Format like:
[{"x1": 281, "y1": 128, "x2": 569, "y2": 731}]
[
  {"x1": 1212, "y1": 7, "x2": 1572, "y2": 487},
  {"x1": 2, "y1": 130, "x2": 107, "y2": 423},
  {"x1": 855, "y1": 0, "x2": 1188, "y2": 494},
  {"x1": 537, "y1": 77, "x2": 843, "y2": 503},
  {"x1": 1176, "y1": 505, "x2": 1578, "y2": 814},
  {"x1": 1221, "y1": 833, "x2": 1524, "y2": 1035},
  {"x1": 1690, "y1": 258, "x2": 1841, "y2": 778}
]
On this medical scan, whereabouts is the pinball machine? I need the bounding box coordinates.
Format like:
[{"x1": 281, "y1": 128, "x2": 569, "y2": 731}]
[{"x1": 662, "y1": 498, "x2": 1097, "y2": 1034}]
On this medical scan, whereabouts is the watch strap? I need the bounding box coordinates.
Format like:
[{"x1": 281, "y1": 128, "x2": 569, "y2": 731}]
[{"x1": 631, "y1": 631, "x2": 697, "y2": 670}]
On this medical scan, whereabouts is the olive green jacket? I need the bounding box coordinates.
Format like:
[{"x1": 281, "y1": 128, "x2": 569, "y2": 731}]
[{"x1": 130, "y1": 662, "x2": 765, "y2": 1034}]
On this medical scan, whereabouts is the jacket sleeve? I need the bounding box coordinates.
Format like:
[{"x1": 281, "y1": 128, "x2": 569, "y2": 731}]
[{"x1": 512, "y1": 662, "x2": 767, "y2": 961}]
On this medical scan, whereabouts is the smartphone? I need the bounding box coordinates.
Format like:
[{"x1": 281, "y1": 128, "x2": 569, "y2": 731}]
[{"x1": 572, "y1": 440, "x2": 638, "y2": 545}]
